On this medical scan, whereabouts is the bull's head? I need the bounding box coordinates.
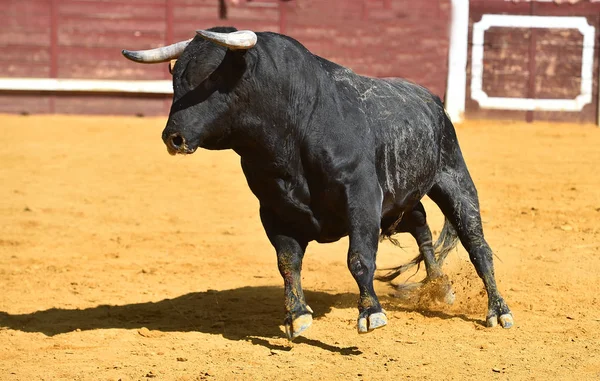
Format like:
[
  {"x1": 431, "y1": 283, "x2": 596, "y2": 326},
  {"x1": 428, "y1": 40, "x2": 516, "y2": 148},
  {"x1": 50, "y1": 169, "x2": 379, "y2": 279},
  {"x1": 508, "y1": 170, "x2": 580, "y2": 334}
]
[{"x1": 122, "y1": 27, "x2": 257, "y2": 155}]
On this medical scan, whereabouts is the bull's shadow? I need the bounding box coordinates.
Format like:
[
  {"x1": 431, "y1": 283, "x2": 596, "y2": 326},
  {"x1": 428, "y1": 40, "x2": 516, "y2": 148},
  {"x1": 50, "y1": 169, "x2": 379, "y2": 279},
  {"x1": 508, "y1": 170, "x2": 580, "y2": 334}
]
[
  {"x1": 0, "y1": 285, "x2": 482, "y2": 354},
  {"x1": 0, "y1": 286, "x2": 363, "y2": 354}
]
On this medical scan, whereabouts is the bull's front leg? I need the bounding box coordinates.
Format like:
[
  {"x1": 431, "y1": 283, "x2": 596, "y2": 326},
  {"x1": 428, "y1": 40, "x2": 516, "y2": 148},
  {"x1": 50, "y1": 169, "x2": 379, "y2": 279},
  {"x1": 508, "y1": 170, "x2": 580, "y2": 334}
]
[
  {"x1": 260, "y1": 208, "x2": 313, "y2": 340},
  {"x1": 346, "y1": 178, "x2": 388, "y2": 333}
]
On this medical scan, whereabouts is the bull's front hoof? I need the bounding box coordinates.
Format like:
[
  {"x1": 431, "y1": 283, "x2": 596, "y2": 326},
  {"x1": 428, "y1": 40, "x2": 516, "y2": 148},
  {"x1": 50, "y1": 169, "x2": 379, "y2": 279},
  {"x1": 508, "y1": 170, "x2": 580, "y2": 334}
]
[
  {"x1": 357, "y1": 310, "x2": 387, "y2": 334},
  {"x1": 284, "y1": 313, "x2": 313, "y2": 340}
]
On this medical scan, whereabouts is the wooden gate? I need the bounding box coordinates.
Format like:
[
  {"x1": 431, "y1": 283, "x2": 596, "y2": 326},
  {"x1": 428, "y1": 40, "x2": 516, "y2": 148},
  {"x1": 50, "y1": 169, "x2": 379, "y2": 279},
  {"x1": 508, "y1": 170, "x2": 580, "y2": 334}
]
[{"x1": 466, "y1": 0, "x2": 600, "y2": 123}]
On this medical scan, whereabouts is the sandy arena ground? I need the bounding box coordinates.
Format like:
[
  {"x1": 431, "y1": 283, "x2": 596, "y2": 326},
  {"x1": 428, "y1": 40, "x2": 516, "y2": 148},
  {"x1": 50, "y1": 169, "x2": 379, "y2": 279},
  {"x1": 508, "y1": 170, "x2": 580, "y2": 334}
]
[{"x1": 0, "y1": 115, "x2": 599, "y2": 380}]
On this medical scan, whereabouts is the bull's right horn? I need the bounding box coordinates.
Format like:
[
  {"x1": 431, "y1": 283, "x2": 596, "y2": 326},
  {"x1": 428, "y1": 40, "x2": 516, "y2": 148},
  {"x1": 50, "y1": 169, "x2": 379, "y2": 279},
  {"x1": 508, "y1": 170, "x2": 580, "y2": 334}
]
[
  {"x1": 196, "y1": 30, "x2": 257, "y2": 50},
  {"x1": 122, "y1": 38, "x2": 193, "y2": 63}
]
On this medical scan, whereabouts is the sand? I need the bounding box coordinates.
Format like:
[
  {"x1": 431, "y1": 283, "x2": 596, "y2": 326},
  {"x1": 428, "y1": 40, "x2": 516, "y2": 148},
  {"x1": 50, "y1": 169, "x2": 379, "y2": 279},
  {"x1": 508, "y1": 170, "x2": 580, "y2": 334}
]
[{"x1": 1, "y1": 115, "x2": 599, "y2": 380}]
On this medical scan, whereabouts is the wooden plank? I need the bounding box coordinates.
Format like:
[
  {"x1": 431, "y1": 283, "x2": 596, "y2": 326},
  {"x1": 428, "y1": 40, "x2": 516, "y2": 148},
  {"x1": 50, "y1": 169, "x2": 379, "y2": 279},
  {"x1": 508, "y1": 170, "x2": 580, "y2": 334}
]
[
  {"x1": 172, "y1": 5, "x2": 221, "y2": 20},
  {"x1": 0, "y1": 46, "x2": 51, "y2": 64},
  {"x1": 58, "y1": 29, "x2": 166, "y2": 49},
  {"x1": 172, "y1": 0, "x2": 218, "y2": 5},
  {"x1": 0, "y1": 94, "x2": 52, "y2": 114},
  {"x1": 58, "y1": 2, "x2": 167, "y2": 22},
  {"x1": 0, "y1": 64, "x2": 51, "y2": 78},
  {"x1": 54, "y1": 95, "x2": 170, "y2": 116},
  {"x1": 1, "y1": 0, "x2": 50, "y2": 17},
  {"x1": 58, "y1": 16, "x2": 167, "y2": 33},
  {"x1": 535, "y1": 29, "x2": 584, "y2": 100},
  {"x1": 0, "y1": 31, "x2": 52, "y2": 47},
  {"x1": 66, "y1": 0, "x2": 167, "y2": 4}
]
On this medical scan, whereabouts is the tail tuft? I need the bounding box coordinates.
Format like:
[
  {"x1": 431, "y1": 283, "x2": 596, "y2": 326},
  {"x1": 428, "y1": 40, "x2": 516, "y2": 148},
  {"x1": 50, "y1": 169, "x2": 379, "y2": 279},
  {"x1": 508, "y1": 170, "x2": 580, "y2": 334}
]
[{"x1": 376, "y1": 218, "x2": 459, "y2": 283}]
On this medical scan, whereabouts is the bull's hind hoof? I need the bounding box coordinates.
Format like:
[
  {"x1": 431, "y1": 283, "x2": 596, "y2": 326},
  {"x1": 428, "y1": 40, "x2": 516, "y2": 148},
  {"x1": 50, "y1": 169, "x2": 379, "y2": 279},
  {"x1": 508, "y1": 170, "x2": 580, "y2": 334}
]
[
  {"x1": 443, "y1": 288, "x2": 456, "y2": 305},
  {"x1": 357, "y1": 310, "x2": 387, "y2": 334},
  {"x1": 422, "y1": 275, "x2": 456, "y2": 305},
  {"x1": 487, "y1": 313, "x2": 514, "y2": 329},
  {"x1": 499, "y1": 313, "x2": 514, "y2": 328},
  {"x1": 284, "y1": 313, "x2": 313, "y2": 340}
]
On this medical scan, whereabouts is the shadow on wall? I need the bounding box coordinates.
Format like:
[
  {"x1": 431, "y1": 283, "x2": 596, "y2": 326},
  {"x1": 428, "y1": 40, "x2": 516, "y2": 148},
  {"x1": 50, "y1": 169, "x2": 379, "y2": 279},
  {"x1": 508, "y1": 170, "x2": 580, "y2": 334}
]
[{"x1": 0, "y1": 285, "x2": 483, "y2": 354}]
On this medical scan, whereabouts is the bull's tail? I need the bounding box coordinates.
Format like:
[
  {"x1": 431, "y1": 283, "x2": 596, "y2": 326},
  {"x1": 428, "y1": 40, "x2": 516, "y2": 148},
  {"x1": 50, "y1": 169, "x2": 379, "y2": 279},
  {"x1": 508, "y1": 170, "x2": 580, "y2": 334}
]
[
  {"x1": 375, "y1": 252, "x2": 423, "y2": 282},
  {"x1": 376, "y1": 218, "x2": 459, "y2": 282},
  {"x1": 432, "y1": 217, "x2": 459, "y2": 266}
]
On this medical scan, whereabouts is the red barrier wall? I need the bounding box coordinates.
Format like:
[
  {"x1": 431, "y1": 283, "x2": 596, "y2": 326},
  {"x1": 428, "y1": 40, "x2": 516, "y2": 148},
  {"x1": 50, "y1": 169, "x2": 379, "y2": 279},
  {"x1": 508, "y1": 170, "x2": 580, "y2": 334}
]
[{"x1": 0, "y1": 0, "x2": 451, "y2": 116}]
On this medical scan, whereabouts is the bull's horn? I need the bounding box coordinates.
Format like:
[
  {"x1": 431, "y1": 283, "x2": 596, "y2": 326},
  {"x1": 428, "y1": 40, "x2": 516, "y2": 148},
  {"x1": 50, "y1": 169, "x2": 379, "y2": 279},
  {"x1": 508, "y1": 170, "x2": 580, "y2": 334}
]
[
  {"x1": 196, "y1": 30, "x2": 257, "y2": 50},
  {"x1": 122, "y1": 38, "x2": 193, "y2": 63}
]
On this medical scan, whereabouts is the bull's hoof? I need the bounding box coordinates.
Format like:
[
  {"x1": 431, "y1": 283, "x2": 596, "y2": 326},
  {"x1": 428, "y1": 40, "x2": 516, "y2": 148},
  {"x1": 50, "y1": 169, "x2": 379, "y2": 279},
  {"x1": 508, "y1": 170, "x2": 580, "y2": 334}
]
[
  {"x1": 487, "y1": 313, "x2": 514, "y2": 329},
  {"x1": 284, "y1": 313, "x2": 313, "y2": 340},
  {"x1": 442, "y1": 288, "x2": 456, "y2": 305},
  {"x1": 357, "y1": 310, "x2": 387, "y2": 334},
  {"x1": 499, "y1": 314, "x2": 514, "y2": 328},
  {"x1": 486, "y1": 299, "x2": 514, "y2": 329}
]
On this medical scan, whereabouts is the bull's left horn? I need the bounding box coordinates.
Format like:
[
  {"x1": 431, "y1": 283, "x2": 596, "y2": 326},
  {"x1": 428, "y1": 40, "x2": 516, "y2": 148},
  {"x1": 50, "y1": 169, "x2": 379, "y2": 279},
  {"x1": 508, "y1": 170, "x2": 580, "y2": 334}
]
[
  {"x1": 196, "y1": 30, "x2": 257, "y2": 50},
  {"x1": 122, "y1": 38, "x2": 193, "y2": 63}
]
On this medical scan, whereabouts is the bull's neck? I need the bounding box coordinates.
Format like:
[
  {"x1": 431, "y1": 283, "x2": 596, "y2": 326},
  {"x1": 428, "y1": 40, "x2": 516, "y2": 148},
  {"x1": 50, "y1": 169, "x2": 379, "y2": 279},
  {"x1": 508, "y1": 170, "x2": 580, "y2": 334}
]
[
  {"x1": 229, "y1": 41, "x2": 334, "y2": 162},
  {"x1": 231, "y1": 111, "x2": 305, "y2": 166},
  {"x1": 232, "y1": 87, "x2": 322, "y2": 163}
]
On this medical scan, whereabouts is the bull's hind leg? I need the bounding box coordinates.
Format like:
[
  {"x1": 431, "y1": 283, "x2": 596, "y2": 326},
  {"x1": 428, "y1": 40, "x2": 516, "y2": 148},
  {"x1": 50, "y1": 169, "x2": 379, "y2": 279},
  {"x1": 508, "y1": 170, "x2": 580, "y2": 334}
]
[
  {"x1": 346, "y1": 176, "x2": 387, "y2": 333},
  {"x1": 379, "y1": 203, "x2": 455, "y2": 304},
  {"x1": 407, "y1": 203, "x2": 443, "y2": 279},
  {"x1": 428, "y1": 166, "x2": 513, "y2": 328},
  {"x1": 380, "y1": 203, "x2": 444, "y2": 279},
  {"x1": 260, "y1": 208, "x2": 313, "y2": 340},
  {"x1": 402, "y1": 203, "x2": 455, "y2": 304}
]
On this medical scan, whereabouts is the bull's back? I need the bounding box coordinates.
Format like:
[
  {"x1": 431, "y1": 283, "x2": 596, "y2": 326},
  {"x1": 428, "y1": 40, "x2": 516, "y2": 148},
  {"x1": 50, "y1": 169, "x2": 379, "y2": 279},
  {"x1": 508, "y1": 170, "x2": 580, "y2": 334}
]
[{"x1": 356, "y1": 76, "x2": 447, "y2": 208}]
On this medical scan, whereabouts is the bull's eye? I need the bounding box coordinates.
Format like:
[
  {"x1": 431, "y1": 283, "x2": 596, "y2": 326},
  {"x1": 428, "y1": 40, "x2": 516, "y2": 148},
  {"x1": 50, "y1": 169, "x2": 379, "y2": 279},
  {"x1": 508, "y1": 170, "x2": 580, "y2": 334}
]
[{"x1": 208, "y1": 72, "x2": 221, "y2": 83}]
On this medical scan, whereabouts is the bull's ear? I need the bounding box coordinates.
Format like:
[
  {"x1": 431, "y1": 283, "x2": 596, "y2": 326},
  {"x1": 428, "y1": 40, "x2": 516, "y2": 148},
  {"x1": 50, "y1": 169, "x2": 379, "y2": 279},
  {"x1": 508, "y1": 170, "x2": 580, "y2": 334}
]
[
  {"x1": 168, "y1": 59, "x2": 177, "y2": 75},
  {"x1": 196, "y1": 30, "x2": 257, "y2": 50}
]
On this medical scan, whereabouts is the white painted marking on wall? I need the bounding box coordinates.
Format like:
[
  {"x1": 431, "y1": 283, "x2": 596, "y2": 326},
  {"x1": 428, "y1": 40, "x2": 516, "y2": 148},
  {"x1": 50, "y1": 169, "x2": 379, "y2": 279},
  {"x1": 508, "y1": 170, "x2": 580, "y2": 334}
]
[
  {"x1": 471, "y1": 14, "x2": 595, "y2": 112},
  {"x1": 0, "y1": 78, "x2": 173, "y2": 94}
]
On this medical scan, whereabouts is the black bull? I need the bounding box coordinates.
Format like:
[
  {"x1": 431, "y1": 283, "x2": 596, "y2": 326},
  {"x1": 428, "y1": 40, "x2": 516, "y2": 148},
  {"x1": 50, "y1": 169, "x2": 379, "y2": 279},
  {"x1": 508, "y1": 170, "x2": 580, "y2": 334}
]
[{"x1": 123, "y1": 27, "x2": 513, "y2": 340}]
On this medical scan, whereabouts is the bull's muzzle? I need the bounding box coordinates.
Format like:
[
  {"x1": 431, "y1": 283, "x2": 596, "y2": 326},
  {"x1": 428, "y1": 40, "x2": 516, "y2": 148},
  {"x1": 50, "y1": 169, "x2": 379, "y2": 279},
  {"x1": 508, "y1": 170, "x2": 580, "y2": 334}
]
[{"x1": 164, "y1": 133, "x2": 197, "y2": 156}]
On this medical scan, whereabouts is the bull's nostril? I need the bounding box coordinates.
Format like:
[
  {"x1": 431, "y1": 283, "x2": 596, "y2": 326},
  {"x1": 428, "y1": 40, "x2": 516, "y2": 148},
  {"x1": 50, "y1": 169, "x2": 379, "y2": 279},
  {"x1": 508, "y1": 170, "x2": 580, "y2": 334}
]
[{"x1": 170, "y1": 134, "x2": 184, "y2": 149}]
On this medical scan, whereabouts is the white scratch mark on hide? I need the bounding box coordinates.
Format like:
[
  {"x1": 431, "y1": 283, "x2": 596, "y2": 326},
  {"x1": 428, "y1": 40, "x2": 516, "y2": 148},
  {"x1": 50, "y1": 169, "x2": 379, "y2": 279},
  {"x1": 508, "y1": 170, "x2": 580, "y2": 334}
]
[{"x1": 360, "y1": 85, "x2": 377, "y2": 101}]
